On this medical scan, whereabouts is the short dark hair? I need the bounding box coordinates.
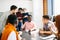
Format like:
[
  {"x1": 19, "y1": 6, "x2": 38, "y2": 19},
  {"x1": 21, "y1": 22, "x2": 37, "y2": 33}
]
[
  {"x1": 10, "y1": 5, "x2": 17, "y2": 10},
  {"x1": 8, "y1": 14, "x2": 17, "y2": 24},
  {"x1": 18, "y1": 8, "x2": 23, "y2": 10},
  {"x1": 43, "y1": 15, "x2": 49, "y2": 19}
]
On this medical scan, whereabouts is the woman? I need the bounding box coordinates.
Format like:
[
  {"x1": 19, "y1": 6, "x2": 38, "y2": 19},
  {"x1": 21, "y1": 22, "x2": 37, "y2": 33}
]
[
  {"x1": 55, "y1": 15, "x2": 60, "y2": 40},
  {"x1": 1, "y1": 14, "x2": 20, "y2": 40}
]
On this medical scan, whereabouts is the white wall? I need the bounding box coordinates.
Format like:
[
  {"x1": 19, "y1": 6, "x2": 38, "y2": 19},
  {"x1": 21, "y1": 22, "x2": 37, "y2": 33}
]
[
  {"x1": 32, "y1": 0, "x2": 43, "y2": 29},
  {"x1": 0, "y1": 0, "x2": 32, "y2": 12},
  {"x1": 53, "y1": 0, "x2": 60, "y2": 16}
]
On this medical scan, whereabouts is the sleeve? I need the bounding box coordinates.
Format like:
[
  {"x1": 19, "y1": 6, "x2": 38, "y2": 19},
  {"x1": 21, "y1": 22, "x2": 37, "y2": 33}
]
[
  {"x1": 48, "y1": 22, "x2": 58, "y2": 33},
  {"x1": 7, "y1": 31, "x2": 16, "y2": 40},
  {"x1": 51, "y1": 24, "x2": 58, "y2": 33}
]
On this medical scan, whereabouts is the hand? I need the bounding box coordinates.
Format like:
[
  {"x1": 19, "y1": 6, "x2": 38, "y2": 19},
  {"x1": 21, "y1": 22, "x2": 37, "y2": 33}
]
[
  {"x1": 18, "y1": 31, "x2": 22, "y2": 35},
  {"x1": 39, "y1": 30, "x2": 44, "y2": 35}
]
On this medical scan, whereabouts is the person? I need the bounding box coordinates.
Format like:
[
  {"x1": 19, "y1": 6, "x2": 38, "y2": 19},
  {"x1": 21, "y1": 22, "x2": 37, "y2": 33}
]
[
  {"x1": 55, "y1": 15, "x2": 60, "y2": 40},
  {"x1": 0, "y1": 5, "x2": 17, "y2": 37},
  {"x1": 16, "y1": 8, "x2": 23, "y2": 31},
  {"x1": 22, "y1": 8, "x2": 29, "y2": 24},
  {"x1": 22, "y1": 15, "x2": 36, "y2": 40},
  {"x1": 1, "y1": 14, "x2": 20, "y2": 40},
  {"x1": 39, "y1": 15, "x2": 57, "y2": 40}
]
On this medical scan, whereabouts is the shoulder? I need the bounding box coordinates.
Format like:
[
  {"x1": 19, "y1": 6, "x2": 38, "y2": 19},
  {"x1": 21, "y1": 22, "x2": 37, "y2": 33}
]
[
  {"x1": 48, "y1": 21, "x2": 55, "y2": 27},
  {"x1": 48, "y1": 21, "x2": 54, "y2": 25}
]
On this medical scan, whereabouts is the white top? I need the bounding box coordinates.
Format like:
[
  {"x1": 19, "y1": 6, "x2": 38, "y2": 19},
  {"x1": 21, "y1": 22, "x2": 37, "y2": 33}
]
[
  {"x1": 40, "y1": 21, "x2": 57, "y2": 39},
  {"x1": 48, "y1": 21, "x2": 57, "y2": 33},
  {"x1": 7, "y1": 31, "x2": 16, "y2": 40}
]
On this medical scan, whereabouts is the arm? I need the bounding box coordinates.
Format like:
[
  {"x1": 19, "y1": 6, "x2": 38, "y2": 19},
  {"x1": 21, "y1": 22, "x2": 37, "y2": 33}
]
[
  {"x1": 31, "y1": 22, "x2": 37, "y2": 31},
  {"x1": 47, "y1": 23, "x2": 58, "y2": 35},
  {"x1": 39, "y1": 31, "x2": 52, "y2": 35},
  {"x1": 40, "y1": 27, "x2": 52, "y2": 35},
  {"x1": 41, "y1": 23, "x2": 55, "y2": 35},
  {"x1": 42, "y1": 22, "x2": 58, "y2": 35},
  {"x1": 44, "y1": 27, "x2": 52, "y2": 34}
]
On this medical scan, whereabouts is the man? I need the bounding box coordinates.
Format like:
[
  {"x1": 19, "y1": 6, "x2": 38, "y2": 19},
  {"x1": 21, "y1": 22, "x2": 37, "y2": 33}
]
[
  {"x1": 16, "y1": 8, "x2": 23, "y2": 31},
  {"x1": 1, "y1": 14, "x2": 20, "y2": 40},
  {"x1": 39, "y1": 15, "x2": 57, "y2": 40},
  {"x1": 0, "y1": 5, "x2": 17, "y2": 36}
]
